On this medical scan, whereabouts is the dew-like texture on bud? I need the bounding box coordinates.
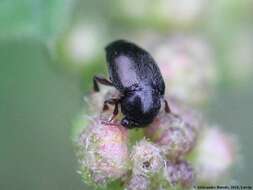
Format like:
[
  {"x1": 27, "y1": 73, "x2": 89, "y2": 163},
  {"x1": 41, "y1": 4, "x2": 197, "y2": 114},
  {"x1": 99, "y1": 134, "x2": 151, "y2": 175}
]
[
  {"x1": 130, "y1": 139, "x2": 165, "y2": 177},
  {"x1": 76, "y1": 117, "x2": 129, "y2": 187},
  {"x1": 164, "y1": 160, "x2": 195, "y2": 188},
  {"x1": 194, "y1": 127, "x2": 237, "y2": 184},
  {"x1": 152, "y1": 36, "x2": 217, "y2": 105},
  {"x1": 145, "y1": 113, "x2": 197, "y2": 160},
  {"x1": 126, "y1": 174, "x2": 151, "y2": 190}
]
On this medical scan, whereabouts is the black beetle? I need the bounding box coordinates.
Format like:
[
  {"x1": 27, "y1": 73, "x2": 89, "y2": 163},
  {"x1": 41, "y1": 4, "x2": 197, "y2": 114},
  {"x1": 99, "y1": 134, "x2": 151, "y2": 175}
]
[{"x1": 93, "y1": 40, "x2": 170, "y2": 129}]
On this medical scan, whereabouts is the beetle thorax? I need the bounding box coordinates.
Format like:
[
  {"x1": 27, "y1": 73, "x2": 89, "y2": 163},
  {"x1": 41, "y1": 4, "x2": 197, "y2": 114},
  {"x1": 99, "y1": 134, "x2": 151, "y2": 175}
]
[{"x1": 121, "y1": 87, "x2": 161, "y2": 126}]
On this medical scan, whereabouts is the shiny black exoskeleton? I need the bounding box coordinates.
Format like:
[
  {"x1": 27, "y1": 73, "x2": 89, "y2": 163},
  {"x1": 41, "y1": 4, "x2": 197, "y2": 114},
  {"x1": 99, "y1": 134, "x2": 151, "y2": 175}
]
[{"x1": 93, "y1": 40, "x2": 170, "y2": 129}]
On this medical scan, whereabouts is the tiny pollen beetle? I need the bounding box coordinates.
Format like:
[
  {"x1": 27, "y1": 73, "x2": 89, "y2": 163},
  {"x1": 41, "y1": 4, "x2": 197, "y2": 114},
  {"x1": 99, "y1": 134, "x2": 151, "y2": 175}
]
[{"x1": 93, "y1": 39, "x2": 170, "y2": 129}]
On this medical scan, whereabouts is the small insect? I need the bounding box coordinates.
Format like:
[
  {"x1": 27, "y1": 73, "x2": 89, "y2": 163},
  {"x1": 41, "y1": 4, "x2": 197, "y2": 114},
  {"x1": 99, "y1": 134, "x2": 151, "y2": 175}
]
[{"x1": 93, "y1": 40, "x2": 170, "y2": 129}]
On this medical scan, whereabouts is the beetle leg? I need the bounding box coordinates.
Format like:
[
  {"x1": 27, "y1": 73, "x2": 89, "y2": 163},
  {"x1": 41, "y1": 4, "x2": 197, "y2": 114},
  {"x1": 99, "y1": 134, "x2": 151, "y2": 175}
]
[
  {"x1": 164, "y1": 99, "x2": 171, "y2": 113},
  {"x1": 109, "y1": 102, "x2": 119, "y2": 121},
  {"x1": 93, "y1": 75, "x2": 113, "y2": 92}
]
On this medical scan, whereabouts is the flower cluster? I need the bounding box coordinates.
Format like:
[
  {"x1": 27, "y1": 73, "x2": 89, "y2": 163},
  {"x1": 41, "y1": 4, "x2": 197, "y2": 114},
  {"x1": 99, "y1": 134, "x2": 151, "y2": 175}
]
[{"x1": 73, "y1": 41, "x2": 237, "y2": 189}]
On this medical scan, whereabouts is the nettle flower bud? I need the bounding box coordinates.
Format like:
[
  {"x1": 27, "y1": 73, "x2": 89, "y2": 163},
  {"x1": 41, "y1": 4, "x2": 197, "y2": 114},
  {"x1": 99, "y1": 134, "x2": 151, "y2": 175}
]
[
  {"x1": 130, "y1": 139, "x2": 165, "y2": 177},
  {"x1": 126, "y1": 174, "x2": 151, "y2": 190},
  {"x1": 164, "y1": 160, "x2": 195, "y2": 188},
  {"x1": 152, "y1": 36, "x2": 217, "y2": 105},
  {"x1": 168, "y1": 96, "x2": 204, "y2": 131},
  {"x1": 145, "y1": 113, "x2": 197, "y2": 160},
  {"x1": 76, "y1": 117, "x2": 129, "y2": 187},
  {"x1": 194, "y1": 127, "x2": 237, "y2": 184}
]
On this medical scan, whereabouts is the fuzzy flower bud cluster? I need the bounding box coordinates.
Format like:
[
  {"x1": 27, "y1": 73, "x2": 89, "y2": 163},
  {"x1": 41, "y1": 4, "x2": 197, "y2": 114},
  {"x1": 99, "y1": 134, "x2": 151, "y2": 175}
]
[
  {"x1": 126, "y1": 174, "x2": 151, "y2": 190},
  {"x1": 130, "y1": 139, "x2": 164, "y2": 176},
  {"x1": 76, "y1": 118, "x2": 128, "y2": 187},
  {"x1": 193, "y1": 127, "x2": 237, "y2": 184},
  {"x1": 153, "y1": 36, "x2": 217, "y2": 106},
  {"x1": 73, "y1": 39, "x2": 237, "y2": 189},
  {"x1": 164, "y1": 160, "x2": 195, "y2": 188},
  {"x1": 145, "y1": 113, "x2": 197, "y2": 161}
]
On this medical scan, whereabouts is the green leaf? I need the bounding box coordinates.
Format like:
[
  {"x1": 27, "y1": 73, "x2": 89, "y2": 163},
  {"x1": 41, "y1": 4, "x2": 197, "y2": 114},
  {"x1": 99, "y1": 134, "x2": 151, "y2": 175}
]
[{"x1": 0, "y1": 0, "x2": 73, "y2": 40}]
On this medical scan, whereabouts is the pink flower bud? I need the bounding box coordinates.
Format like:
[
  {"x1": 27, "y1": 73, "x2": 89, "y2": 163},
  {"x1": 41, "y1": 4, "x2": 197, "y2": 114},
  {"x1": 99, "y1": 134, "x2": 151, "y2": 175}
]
[
  {"x1": 76, "y1": 117, "x2": 129, "y2": 187},
  {"x1": 130, "y1": 139, "x2": 165, "y2": 176},
  {"x1": 164, "y1": 160, "x2": 195, "y2": 188},
  {"x1": 126, "y1": 174, "x2": 151, "y2": 190},
  {"x1": 152, "y1": 36, "x2": 217, "y2": 105},
  {"x1": 194, "y1": 127, "x2": 237, "y2": 184},
  {"x1": 145, "y1": 113, "x2": 197, "y2": 160},
  {"x1": 167, "y1": 96, "x2": 204, "y2": 131}
]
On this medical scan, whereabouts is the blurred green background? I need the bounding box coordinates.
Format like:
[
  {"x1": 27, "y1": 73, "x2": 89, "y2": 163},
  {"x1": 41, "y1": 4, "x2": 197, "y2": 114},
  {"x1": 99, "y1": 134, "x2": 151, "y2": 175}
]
[{"x1": 0, "y1": 0, "x2": 252, "y2": 189}]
